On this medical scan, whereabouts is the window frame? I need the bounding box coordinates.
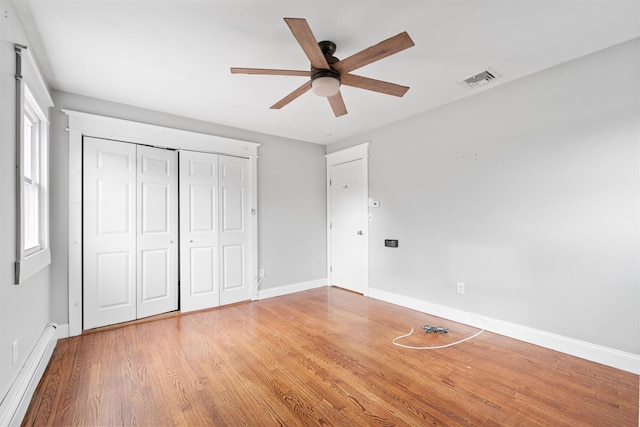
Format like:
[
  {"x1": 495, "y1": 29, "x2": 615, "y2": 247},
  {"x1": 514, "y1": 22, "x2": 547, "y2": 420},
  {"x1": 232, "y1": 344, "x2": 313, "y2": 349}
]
[{"x1": 14, "y1": 44, "x2": 53, "y2": 284}]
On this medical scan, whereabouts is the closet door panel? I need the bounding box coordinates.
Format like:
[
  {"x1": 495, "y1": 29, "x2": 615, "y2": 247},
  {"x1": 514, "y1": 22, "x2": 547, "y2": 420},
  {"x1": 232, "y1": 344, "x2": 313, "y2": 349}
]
[
  {"x1": 219, "y1": 155, "x2": 251, "y2": 305},
  {"x1": 83, "y1": 137, "x2": 137, "y2": 329},
  {"x1": 180, "y1": 151, "x2": 220, "y2": 312},
  {"x1": 190, "y1": 246, "x2": 217, "y2": 295},
  {"x1": 140, "y1": 248, "x2": 169, "y2": 299},
  {"x1": 222, "y1": 244, "x2": 244, "y2": 290},
  {"x1": 136, "y1": 146, "x2": 179, "y2": 319}
]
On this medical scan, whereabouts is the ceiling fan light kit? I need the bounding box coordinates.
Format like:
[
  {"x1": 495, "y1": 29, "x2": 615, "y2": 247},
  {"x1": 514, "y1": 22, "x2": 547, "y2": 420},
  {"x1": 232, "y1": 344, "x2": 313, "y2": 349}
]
[
  {"x1": 231, "y1": 17, "x2": 415, "y2": 117},
  {"x1": 311, "y1": 71, "x2": 341, "y2": 97},
  {"x1": 311, "y1": 76, "x2": 341, "y2": 97}
]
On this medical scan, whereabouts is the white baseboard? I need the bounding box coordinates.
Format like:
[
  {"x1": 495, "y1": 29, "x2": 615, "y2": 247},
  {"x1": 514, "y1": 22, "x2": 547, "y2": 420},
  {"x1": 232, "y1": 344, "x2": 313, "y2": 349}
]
[
  {"x1": 55, "y1": 323, "x2": 69, "y2": 339},
  {"x1": 0, "y1": 323, "x2": 58, "y2": 427},
  {"x1": 257, "y1": 278, "x2": 328, "y2": 300},
  {"x1": 368, "y1": 288, "x2": 640, "y2": 375}
]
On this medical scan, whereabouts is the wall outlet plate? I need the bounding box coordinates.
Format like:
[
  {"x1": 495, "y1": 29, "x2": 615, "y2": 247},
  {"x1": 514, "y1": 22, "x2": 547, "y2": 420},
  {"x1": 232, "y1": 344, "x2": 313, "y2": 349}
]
[{"x1": 456, "y1": 282, "x2": 465, "y2": 295}]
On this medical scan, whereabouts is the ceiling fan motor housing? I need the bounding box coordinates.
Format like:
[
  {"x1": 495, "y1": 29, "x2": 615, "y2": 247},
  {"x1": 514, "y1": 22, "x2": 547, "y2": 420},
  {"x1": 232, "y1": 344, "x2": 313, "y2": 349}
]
[
  {"x1": 311, "y1": 40, "x2": 340, "y2": 83},
  {"x1": 311, "y1": 68, "x2": 340, "y2": 81}
]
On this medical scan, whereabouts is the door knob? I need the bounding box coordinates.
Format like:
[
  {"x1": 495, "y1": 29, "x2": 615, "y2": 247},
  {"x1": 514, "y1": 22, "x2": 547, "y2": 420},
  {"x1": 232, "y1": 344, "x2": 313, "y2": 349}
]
[{"x1": 357, "y1": 230, "x2": 363, "y2": 235}]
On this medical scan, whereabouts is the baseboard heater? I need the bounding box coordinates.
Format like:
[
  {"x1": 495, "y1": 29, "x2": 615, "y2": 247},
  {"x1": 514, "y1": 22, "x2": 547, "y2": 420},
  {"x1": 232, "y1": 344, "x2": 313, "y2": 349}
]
[{"x1": 0, "y1": 323, "x2": 58, "y2": 427}]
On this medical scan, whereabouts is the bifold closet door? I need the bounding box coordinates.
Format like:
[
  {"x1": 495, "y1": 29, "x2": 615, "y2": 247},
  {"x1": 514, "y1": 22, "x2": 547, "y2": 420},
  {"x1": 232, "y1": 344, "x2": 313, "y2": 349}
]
[
  {"x1": 180, "y1": 152, "x2": 251, "y2": 312},
  {"x1": 83, "y1": 137, "x2": 137, "y2": 329},
  {"x1": 136, "y1": 145, "x2": 179, "y2": 319},
  {"x1": 83, "y1": 137, "x2": 178, "y2": 329},
  {"x1": 219, "y1": 155, "x2": 252, "y2": 306},
  {"x1": 179, "y1": 151, "x2": 220, "y2": 312}
]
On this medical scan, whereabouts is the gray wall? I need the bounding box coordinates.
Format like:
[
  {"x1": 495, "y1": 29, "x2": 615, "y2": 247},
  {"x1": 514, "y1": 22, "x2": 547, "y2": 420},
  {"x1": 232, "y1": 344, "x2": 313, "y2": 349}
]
[
  {"x1": 257, "y1": 137, "x2": 327, "y2": 288},
  {"x1": 48, "y1": 91, "x2": 327, "y2": 325},
  {"x1": 0, "y1": 1, "x2": 52, "y2": 399},
  {"x1": 329, "y1": 39, "x2": 639, "y2": 355}
]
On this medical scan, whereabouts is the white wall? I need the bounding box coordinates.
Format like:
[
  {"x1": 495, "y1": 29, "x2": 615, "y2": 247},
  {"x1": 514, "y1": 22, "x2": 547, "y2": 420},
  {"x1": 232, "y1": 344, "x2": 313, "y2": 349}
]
[
  {"x1": 48, "y1": 90, "x2": 327, "y2": 325},
  {"x1": 329, "y1": 38, "x2": 639, "y2": 355},
  {"x1": 0, "y1": 0, "x2": 52, "y2": 400}
]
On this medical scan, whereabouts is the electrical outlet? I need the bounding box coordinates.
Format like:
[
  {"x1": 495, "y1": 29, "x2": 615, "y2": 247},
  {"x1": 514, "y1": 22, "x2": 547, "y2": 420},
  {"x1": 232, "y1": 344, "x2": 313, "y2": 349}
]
[
  {"x1": 12, "y1": 340, "x2": 18, "y2": 365},
  {"x1": 259, "y1": 269, "x2": 265, "y2": 278},
  {"x1": 456, "y1": 282, "x2": 465, "y2": 295}
]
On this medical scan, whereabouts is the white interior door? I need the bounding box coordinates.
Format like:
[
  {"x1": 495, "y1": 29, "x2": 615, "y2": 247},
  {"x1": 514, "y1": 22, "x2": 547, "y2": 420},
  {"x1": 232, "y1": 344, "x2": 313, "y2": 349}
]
[
  {"x1": 219, "y1": 155, "x2": 252, "y2": 305},
  {"x1": 329, "y1": 159, "x2": 367, "y2": 294},
  {"x1": 179, "y1": 151, "x2": 220, "y2": 312},
  {"x1": 83, "y1": 137, "x2": 137, "y2": 329},
  {"x1": 136, "y1": 146, "x2": 179, "y2": 319}
]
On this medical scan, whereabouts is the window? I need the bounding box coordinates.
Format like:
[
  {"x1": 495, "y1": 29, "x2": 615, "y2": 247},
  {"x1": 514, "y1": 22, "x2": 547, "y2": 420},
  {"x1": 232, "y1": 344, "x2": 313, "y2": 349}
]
[
  {"x1": 15, "y1": 44, "x2": 53, "y2": 284},
  {"x1": 23, "y1": 88, "x2": 45, "y2": 255}
]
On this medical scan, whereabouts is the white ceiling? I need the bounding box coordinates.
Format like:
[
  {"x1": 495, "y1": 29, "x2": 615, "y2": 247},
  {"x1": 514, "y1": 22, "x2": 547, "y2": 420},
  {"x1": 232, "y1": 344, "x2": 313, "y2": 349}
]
[{"x1": 15, "y1": 1, "x2": 640, "y2": 144}]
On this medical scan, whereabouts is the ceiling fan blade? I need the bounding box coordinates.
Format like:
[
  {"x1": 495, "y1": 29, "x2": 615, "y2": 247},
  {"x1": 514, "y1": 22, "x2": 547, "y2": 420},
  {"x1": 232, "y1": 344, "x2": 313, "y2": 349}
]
[
  {"x1": 284, "y1": 18, "x2": 330, "y2": 70},
  {"x1": 333, "y1": 31, "x2": 415, "y2": 74},
  {"x1": 328, "y1": 91, "x2": 348, "y2": 117},
  {"x1": 341, "y1": 74, "x2": 409, "y2": 97},
  {"x1": 231, "y1": 67, "x2": 310, "y2": 77},
  {"x1": 270, "y1": 81, "x2": 312, "y2": 110}
]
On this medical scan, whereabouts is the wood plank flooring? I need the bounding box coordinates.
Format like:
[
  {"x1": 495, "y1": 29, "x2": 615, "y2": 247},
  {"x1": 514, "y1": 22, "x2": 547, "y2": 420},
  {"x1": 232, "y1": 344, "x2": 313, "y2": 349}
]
[{"x1": 23, "y1": 287, "x2": 639, "y2": 426}]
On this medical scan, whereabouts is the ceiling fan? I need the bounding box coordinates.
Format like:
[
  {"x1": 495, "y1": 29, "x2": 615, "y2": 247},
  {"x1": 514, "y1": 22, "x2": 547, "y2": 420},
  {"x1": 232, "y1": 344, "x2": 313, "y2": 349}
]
[{"x1": 230, "y1": 18, "x2": 415, "y2": 117}]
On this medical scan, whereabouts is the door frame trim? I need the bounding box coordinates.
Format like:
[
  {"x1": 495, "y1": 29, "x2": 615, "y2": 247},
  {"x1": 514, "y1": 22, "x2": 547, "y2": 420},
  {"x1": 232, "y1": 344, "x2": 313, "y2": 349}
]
[
  {"x1": 64, "y1": 109, "x2": 260, "y2": 336},
  {"x1": 325, "y1": 142, "x2": 370, "y2": 296}
]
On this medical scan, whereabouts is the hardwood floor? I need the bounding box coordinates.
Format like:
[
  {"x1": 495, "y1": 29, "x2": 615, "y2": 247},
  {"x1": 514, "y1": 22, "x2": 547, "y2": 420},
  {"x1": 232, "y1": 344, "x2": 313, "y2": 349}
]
[{"x1": 23, "y1": 287, "x2": 638, "y2": 426}]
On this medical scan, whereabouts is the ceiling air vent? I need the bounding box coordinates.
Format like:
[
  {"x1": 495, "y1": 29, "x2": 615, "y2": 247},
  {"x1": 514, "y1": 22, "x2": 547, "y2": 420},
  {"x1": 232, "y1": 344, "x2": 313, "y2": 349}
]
[{"x1": 461, "y1": 69, "x2": 500, "y2": 88}]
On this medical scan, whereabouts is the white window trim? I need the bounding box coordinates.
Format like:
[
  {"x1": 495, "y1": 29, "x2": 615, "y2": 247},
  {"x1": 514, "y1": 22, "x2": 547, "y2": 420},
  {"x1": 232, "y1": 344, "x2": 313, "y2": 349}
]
[{"x1": 15, "y1": 44, "x2": 53, "y2": 284}]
